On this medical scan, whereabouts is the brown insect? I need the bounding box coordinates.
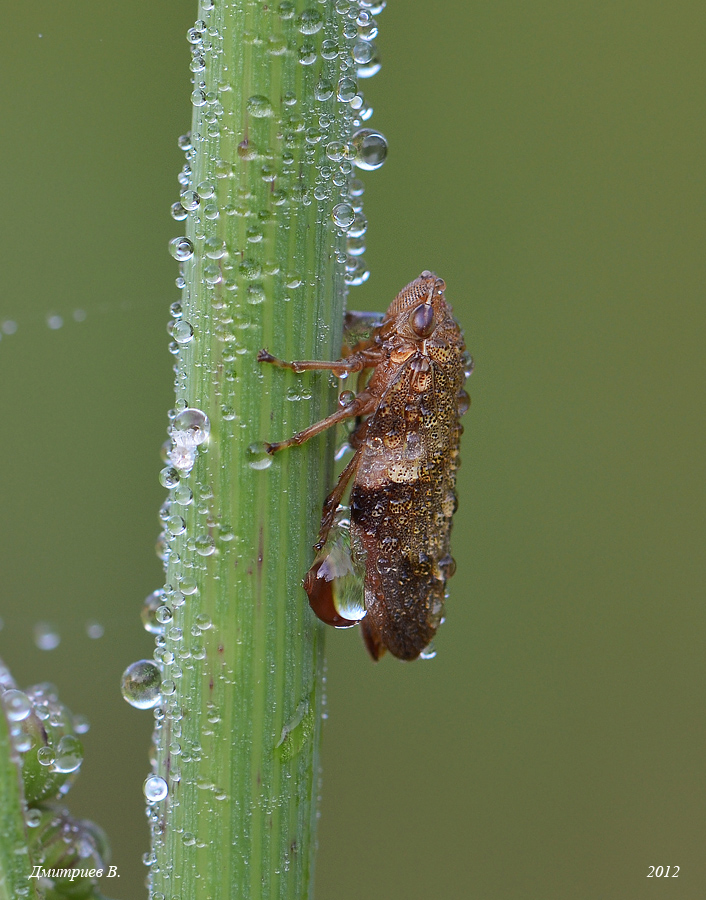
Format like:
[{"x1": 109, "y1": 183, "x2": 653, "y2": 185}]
[{"x1": 258, "y1": 271, "x2": 471, "y2": 661}]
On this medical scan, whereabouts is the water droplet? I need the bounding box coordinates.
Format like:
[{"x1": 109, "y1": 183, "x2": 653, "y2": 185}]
[
  {"x1": 246, "y1": 283, "x2": 266, "y2": 305},
  {"x1": 169, "y1": 237, "x2": 194, "y2": 261},
  {"x1": 34, "y1": 622, "x2": 60, "y2": 650},
  {"x1": 191, "y1": 88, "x2": 207, "y2": 107},
  {"x1": 54, "y1": 734, "x2": 83, "y2": 773},
  {"x1": 347, "y1": 211, "x2": 368, "y2": 238},
  {"x1": 173, "y1": 407, "x2": 210, "y2": 445},
  {"x1": 351, "y1": 128, "x2": 387, "y2": 170},
  {"x1": 180, "y1": 190, "x2": 200, "y2": 211},
  {"x1": 171, "y1": 202, "x2": 188, "y2": 221},
  {"x1": 85, "y1": 620, "x2": 104, "y2": 639},
  {"x1": 2, "y1": 690, "x2": 32, "y2": 722},
  {"x1": 159, "y1": 466, "x2": 180, "y2": 489},
  {"x1": 357, "y1": 12, "x2": 379, "y2": 40},
  {"x1": 247, "y1": 95, "x2": 274, "y2": 118},
  {"x1": 332, "y1": 203, "x2": 355, "y2": 229},
  {"x1": 419, "y1": 642, "x2": 437, "y2": 660},
  {"x1": 462, "y1": 351, "x2": 475, "y2": 379},
  {"x1": 37, "y1": 746, "x2": 55, "y2": 767},
  {"x1": 195, "y1": 534, "x2": 216, "y2": 557},
  {"x1": 172, "y1": 320, "x2": 194, "y2": 344},
  {"x1": 345, "y1": 257, "x2": 370, "y2": 286},
  {"x1": 337, "y1": 77, "x2": 357, "y2": 103},
  {"x1": 338, "y1": 390, "x2": 356, "y2": 408},
  {"x1": 298, "y1": 8, "x2": 323, "y2": 34},
  {"x1": 166, "y1": 515, "x2": 186, "y2": 536},
  {"x1": 144, "y1": 774, "x2": 169, "y2": 802},
  {"x1": 2, "y1": 320, "x2": 18, "y2": 335},
  {"x1": 25, "y1": 808, "x2": 42, "y2": 827},
  {"x1": 197, "y1": 180, "x2": 215, "y2": 198},
  {"x1": 357, "y1": 45, "x2": 381, "y2": 79},
  {"x1": 326, "y1": 141, "x2": 345, "y2": 162},
  {"x1": 352, "y1": 40, "x2": 373, "y2": 65},
  {"x1": 347, "y1": 236, "x2": 366, "y2": 256},
  {"x1": 457, "y1": 390, "x2": 471, "y2": 416},
  {"x1": 46, "y1": 314, "x2": 63, "y2": 330},
  {"x1": 121, "y1": 660, "x2": 162, "y2": 710},
  {"x1": 247, "y1": 443, "x2": 273, "y2": 470},
  {"x1": 298, "y1": 43, "x2": 317, "y2": 65}
]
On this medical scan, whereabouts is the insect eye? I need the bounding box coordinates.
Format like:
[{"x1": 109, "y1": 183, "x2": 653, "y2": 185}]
[{"x1": 410, "y1": 303, "x2": 435, "y2": 337}]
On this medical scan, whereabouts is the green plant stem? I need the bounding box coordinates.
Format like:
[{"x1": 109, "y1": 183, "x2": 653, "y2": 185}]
[{"x1": 149, "y1": 3, "x2": 362, "y2": 899}]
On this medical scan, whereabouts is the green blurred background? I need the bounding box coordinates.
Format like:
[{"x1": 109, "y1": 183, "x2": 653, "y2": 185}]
[{"x1": 2, "y1": 1, "x2": 703, "y2": 897}]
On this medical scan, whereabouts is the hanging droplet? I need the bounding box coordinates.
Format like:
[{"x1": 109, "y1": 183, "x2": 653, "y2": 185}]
[
  {"x1": 121, "y1": 660, "x2": 162, "y2": 710},
  {"x1": 351, "y1": 129, "x2": 387, "y2": 170}
]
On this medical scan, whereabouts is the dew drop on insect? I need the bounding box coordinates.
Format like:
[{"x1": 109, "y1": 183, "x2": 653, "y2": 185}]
[
  {"x1": 121, "y1": 660, "x2": 162, "y2": 710},
  {"x1": 338, "y1": 390, "x2": 356, "y2": 408},
  {"x1": 457, "y1": 390, "x2": 471, "y2": 416},
  {"x1": 169, "y1": 237, "x2": 194, "y2": 261},
  {"x1": 144, "y1": 774, "x2": 169, "y2": 802},
  {"x1": 34, "y1": 622, "x2": 60, "y2": 650},
  {"x1": 462, "y1": 351, "x2": 475, "y2": 379},
  {"x1": 247, "y1": 442, "x2": 273, "y2": 470},
  {"x1": 351, "y1": 129, "x2": 387, "y2": 170},
  {"x1": 2, "y1": 690, "x2": 32, "y2": 722},
  {"x1": 419, "y1": 642, "x2": 437, "y2": 660}
]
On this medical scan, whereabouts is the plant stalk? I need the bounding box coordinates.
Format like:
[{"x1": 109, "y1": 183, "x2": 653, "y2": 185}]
[{"x1": 149, "y1": 3, "x2": 374, "y2": 898}]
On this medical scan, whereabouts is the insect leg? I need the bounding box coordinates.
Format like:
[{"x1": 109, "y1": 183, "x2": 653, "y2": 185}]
[
  {"x1": 257, "y1": 347, "x2": 383, "y2": 376},
  {"x1": 264, "y1": 392, "x2": 378, "y2": 455},
  {"x1": 314, "y1": 448, "x2": 363, "y2": 551}
]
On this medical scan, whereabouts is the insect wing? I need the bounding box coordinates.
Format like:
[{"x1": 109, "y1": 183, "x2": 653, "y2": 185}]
[{"x1": 350, "y1": 355, "x2": 462, "y2": 660}]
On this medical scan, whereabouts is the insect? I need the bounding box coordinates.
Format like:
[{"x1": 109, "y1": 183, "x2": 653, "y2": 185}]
[{"x1": 258, "y1": 271, "x2": 472, "y2": 661}]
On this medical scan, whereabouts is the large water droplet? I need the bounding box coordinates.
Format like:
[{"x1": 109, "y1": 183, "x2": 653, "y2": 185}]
[
  {"x1": 53, "y1": 734, "x2": 83, "y2": 773},
  {"x1": 332, "y1": 203, "x2": 355, "y2": 229},
  {"x1": 172, "y1": 320, "x2": 194, "y2": 344},
  {"x1": 351, "y1": 129, "x2": 387, "y2": 170},
  {"x1": 2, "y1": 689, "x2": 32, "y2": 722},
  {"x1": 144, "y1": 774, "x2": 169, "y2": 802},
  {"x1": 121, "y1": 660, "x2": 162, "y2": 710},
  {"x1": 247, "y1": 95, "x2": 274, "y2": 118},
  {"x1": 169, "y1": 237, "x2": 194, "y2": 261},
  {"x1": 173, "y1": 407, "x2": 210, "y2": 445},
  {"x1": 298, "y1": 8, "x2": 323, "y2": 34}
]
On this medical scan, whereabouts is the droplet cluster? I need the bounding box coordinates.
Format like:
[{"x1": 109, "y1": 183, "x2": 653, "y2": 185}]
[{"x1": 0, "y1": 662, "x2": 109, "y2": 897}]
